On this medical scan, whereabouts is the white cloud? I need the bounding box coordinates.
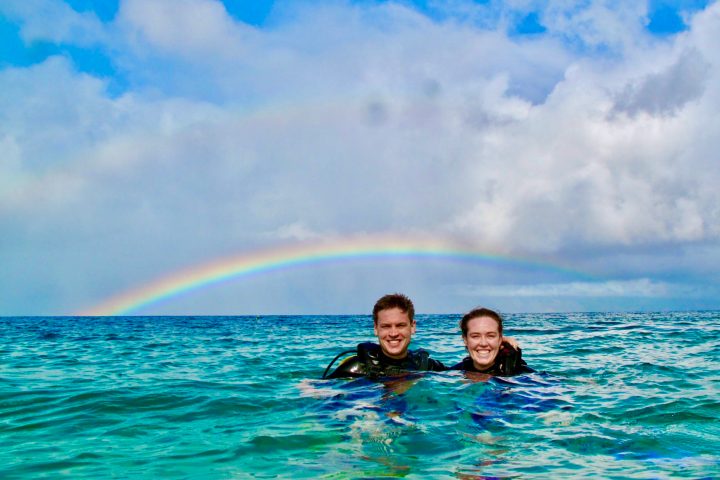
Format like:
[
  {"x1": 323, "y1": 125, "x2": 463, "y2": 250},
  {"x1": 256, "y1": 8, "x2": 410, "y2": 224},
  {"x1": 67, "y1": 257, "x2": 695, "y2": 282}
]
[
  {"x1": 613, "y1": 49, "x2": 709, "y2": 117},
  {"x1": 117, "y1": 0, "x2": 255, "y2": 59},
  {"x1": 454, "y1": 278, "x2": 720, "y2": 313},
  {"x1": 445, "y1": 4, "x2": 720, "y2": 250},
  {"x1": 0, "y1": 135, "x2": 23, "y2": 192},
  {"x1": 457, "y1": 278, "x2": 674, "y2": 297},
  {"x1": 0, "y1": 0, "x2": 107, "y2": 45},
  {"x1": 269, "y1": 222, "x2": 328, "y2": 242},
  {"x1": 1, "y1": 0, "x2": 720, "y2": 313},
  {"x1": 542, "y1": 1, "x2": 649, "y2": 52}
]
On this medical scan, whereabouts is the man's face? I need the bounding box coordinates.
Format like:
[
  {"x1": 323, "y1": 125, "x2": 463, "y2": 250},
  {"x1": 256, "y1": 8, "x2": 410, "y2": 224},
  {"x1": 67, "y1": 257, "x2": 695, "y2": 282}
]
[
  {"x1": 463, "y1": 316, "x2": 502, "y2": 370},
  {"x1": 374, "y1": 307, "x2": 416, "y2": 359}
]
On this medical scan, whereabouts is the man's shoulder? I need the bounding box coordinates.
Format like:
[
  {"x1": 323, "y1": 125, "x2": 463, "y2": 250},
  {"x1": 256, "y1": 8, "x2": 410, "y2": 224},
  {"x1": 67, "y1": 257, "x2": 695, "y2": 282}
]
[
  {"x1": 325, "y1": 354, "x2": 365, "y2": 378},
  {"x1": 325, "y1": 342, "x2": 381, "y2": 379},
  {"x1": 409, "y1": 348, "x2": 446, "y2": 371},
  {"x1": 327, "y1": 343, "x2": 445, "y2": 377},
  {"x1": 426, "y1": 356, "x2": 447, "y2": 371},
  {"x1": 357, "y1": 342, "x2": 381, "y2": 358}
]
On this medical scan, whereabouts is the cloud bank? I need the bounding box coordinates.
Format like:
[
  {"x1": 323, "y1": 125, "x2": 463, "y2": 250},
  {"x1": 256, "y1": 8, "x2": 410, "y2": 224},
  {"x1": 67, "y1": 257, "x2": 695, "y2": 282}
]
[{"x1": 1, "y1": 0, "x2": 719, "y2": 314}]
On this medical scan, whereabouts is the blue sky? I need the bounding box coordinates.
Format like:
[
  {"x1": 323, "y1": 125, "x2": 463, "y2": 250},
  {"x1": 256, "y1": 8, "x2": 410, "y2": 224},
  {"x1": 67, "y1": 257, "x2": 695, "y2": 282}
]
[
  {"x1": 1, "y1": 0, "x2": 719, "y2": 315},
  {"x1": 0, "y1": 1, "x2": 710, "y2": 90}
]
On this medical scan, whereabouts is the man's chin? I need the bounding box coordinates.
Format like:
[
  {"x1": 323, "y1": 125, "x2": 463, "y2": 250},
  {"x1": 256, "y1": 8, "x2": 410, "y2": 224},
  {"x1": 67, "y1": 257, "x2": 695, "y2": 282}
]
[{"x1": 381, "y1": 346, "x2": 408, "y2": 359}]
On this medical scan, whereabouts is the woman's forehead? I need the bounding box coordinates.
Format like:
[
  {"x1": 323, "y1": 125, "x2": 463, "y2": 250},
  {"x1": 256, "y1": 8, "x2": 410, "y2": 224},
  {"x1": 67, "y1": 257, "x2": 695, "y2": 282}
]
[{"x1": 467, "y1": 316, "x2": 500, "y2": 332}]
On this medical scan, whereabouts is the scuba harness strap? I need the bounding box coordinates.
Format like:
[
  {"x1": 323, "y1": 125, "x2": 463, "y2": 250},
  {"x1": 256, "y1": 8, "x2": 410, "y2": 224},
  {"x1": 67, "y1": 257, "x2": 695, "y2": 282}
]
[
  {"x1": 496, "y1": 343, "x2": 521, "y2": 375},
  {"x1": 414, "y1": 349, "x2": 430, "y2": 370},
  {"x1": 323, "y1": 342, "x2": 434, "y2": 379},
  {"x1": 321, "y1": 349, "x2": 357, "y2": 379},
  {"x1": 358, "y1": 342, "x2": 430, "y2": 377},
  {"x1": 357, "y1": 342, "x2": 383, "y2": 377}
]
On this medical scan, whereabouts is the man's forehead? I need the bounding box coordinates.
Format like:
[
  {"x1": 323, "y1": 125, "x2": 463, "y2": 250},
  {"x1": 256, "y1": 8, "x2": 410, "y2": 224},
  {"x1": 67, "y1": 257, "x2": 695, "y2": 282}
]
[{"x1": 377, "y1": 308, "x2": 413, "y2": 322}]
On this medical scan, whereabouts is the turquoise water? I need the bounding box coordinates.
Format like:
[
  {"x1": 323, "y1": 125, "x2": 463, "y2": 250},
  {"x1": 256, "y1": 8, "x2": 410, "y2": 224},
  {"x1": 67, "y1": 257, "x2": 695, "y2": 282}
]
[{"x1": 1, "y1": 312, "x2": 719, "y2": 478}]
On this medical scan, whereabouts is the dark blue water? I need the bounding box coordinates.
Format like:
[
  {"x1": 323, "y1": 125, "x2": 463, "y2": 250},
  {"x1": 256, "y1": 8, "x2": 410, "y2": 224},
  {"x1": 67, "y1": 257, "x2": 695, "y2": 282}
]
[{"x1": 1, "y1": 312, "x2": 719, "y2": 478}]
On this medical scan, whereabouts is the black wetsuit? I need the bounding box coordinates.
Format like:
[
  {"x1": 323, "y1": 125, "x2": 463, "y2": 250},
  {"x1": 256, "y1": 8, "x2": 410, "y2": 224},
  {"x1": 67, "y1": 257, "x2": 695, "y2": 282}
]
[
  {"x1": 326, "y1": 342, "x2": 446, "y2": 379},
  {"x1": 450, "y1": 342, "x2": 533, "y2": 376}
]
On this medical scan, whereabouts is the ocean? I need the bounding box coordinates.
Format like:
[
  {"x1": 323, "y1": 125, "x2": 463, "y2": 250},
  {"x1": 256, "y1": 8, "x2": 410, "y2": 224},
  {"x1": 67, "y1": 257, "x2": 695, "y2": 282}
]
[{"x1": 1, "y1": 312, "x2": 718, "y2": 478}]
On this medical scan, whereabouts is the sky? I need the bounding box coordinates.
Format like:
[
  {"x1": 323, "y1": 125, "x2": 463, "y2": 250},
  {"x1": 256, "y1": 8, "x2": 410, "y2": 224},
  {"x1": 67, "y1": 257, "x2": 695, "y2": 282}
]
[{"x1": 1, "y1": 0, "x2": 719, "y2": 316}]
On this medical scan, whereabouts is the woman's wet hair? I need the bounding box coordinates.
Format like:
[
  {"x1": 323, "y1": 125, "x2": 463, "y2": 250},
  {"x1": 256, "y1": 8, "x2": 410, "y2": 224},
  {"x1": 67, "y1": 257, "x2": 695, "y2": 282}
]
[
  {"x1": 373, "y1": 293, "x2": 415, "y2": 323},
  {"x1": 460, "y1": 307, "x2": 503, "y2": 337}
]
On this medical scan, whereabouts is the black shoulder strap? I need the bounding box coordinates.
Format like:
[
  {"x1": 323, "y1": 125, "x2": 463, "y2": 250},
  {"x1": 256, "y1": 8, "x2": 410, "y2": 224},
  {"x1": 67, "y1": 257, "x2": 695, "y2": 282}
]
[
  {"x1": 357, "y1": 342, "x2": 380, "y2": 360},
  {"x1": 497, "y1": 343, "x2": 521, "y2": 375},
  {"x1": 357, "y1": 342, "x2": 382, "y2": 375},
  {"x1": 413, "y1": 349, "x2": 430, "y2": 370},
  {"x1": 321, "y1": 349, "x2": 357, "y2": 379}
]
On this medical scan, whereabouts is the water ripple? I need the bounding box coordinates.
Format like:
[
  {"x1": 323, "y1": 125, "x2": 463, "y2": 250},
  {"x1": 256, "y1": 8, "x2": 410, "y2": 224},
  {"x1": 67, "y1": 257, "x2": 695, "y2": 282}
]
[{"x1": 1, "y1": 313, "x2": 718, "y2": 478}]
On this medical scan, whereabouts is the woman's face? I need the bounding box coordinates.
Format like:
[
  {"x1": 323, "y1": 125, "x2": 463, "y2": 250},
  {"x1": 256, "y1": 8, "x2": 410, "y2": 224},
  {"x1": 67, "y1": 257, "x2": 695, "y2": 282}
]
[{"x1": 463, "y1": 315, "x2": 502, "y2": 370}]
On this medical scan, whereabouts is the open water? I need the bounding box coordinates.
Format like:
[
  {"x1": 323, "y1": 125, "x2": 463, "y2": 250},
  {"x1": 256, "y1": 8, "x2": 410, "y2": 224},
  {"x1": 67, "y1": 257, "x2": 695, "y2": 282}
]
[{"x1": 1, "y1": 312, "x2": 719, "y2": 478}]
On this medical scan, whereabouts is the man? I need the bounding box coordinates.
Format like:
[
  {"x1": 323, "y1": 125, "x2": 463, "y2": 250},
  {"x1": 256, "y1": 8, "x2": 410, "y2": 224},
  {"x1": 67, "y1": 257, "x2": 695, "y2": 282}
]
[
  {"x1": 324, "y1": 293, "x2": 446, "y2": 378},
  {"x1": 450, "y1": 307, "x2": 532, "y2": 375}
]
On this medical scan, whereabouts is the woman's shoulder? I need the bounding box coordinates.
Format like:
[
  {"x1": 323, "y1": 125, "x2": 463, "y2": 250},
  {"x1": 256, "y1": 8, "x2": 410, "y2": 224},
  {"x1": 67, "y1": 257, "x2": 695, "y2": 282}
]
[{"x1": 449, "y1": 357, "x2": 474, "y2": 371}]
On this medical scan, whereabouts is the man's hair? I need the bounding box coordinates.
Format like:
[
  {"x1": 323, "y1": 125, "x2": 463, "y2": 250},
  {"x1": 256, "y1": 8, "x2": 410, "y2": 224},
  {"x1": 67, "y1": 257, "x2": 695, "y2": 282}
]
[
  {"x1": 460, "y1": 307, "x2": 503, "y2": 337},
  {"x1": 372, "y1": 293, "x2": 415, "y2": 323}
]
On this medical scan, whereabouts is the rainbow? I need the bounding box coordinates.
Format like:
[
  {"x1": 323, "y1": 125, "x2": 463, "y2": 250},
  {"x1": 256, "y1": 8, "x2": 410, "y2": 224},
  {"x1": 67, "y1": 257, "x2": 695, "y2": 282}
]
[{"x1": 79, "y1": 235, "x2": 595, "y2": 316}]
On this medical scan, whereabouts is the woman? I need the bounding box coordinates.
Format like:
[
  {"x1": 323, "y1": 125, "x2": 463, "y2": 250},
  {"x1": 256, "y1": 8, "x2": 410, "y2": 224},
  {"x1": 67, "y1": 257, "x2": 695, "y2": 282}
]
[{"x1": 451, "y1": 307, "x2": 533, "y2": 375}]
